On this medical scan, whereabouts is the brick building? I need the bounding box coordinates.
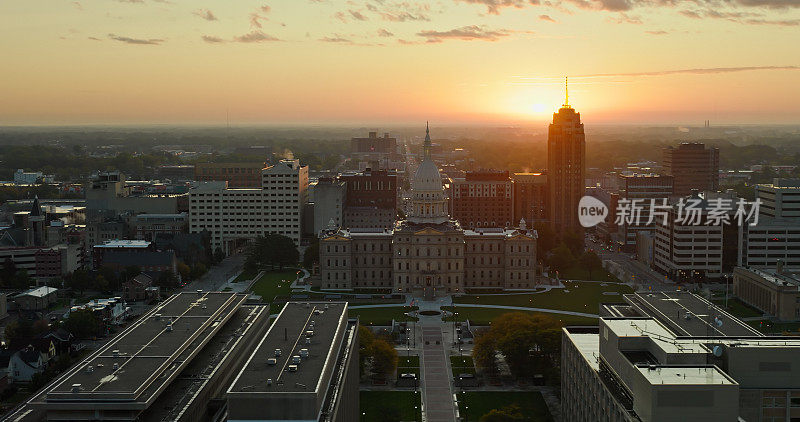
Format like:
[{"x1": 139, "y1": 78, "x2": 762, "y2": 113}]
[{"x1": 450, "y1": 171, "x2": 513, "y2": 229}]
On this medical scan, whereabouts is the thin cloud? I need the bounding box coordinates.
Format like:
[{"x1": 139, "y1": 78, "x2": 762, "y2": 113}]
[
  {"x1": 454, "y1": 0, "x2": 538, "y2": 15},
  {"x1": 574, "y1": 65, "x2": 800, "y2": 78},
  {"x1": 367, "y1": 2, "x2": 432, "y2": 22},
  {"x1": 645, "y1": 30, "x2": 668, "y2": 34},
  {"x1": 320, "y1": 36, "x2": 353, "y2": 43},
  {"x1": 378, "y1": 28, "x2": 395, "y2": 37},
  {"x1": 193, "y1": 9, "x2": 217, "y2": 21},
  {"x1": 233, "y1": 30, "x2": 281, "y2": 43},
  {"x1": 201, "y1": 35, "x2": 225, "y2": 43},
  {"x1": 349, "y1": 9, "x2": 369, "y2": 20},
  {"x1": 72, "y1": 2, "x2": 83, "y2": 10},
  {"x1": 417, "y1": 25, "x2": 513, "y2": 42},
  {"x1": 108, "y1": 33, "x2": 164, "y2": 45},
  {"x1": 539, "y1": 14, "x2": 557, "y2": 22}
]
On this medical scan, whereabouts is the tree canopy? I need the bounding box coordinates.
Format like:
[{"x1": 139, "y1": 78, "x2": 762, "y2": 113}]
[{"x1": 245, "y1": 234, "x2": 299, "y2": 272}]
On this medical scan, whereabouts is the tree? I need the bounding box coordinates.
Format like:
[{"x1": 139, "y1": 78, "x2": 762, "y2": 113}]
[
  {"x1": 190, "y1": 263, "x2": 207, "y2": 280},
  {"x1": 578, "y1": 251, "x2": 603, "y2": 279},
  {"x1": 533, "y1": 222, "x2": 555, "y2": 256},
  {"x1": 480, "y1": 405, "x2": 525, "y2": 422},
  {"x1": 11, "y1": 270, "x2": 32, "y2": 290},
  {"x1": 547, "y1": 243, "x2": 575, "y2": 273},
  {"x1": 245, "y1": 234, "x2": 299, "y2": 271},
  {"x1": 213, "y1": 247, "x2": 225, "y2": 264},
  {"x1": 563, "y1": 230, "x2": 584, "y2": 256},
  {"x1": 63, "y1": 309, "x2": 103, "y2": 339},
  {"x1": 358, "y1": 325, "x2": 375, "y2": 377},
  {"x1": 302, "y1": 240, "x2": 319, "y2": 269},
  {"x1": 177, "y1": 262, "x2": 191, "y2": 281},
  {"x1": 369, "y1": 338, "x2": 398, "y2": 378},
  {"x1": 1, "y1": 257, "x2": 16, "y2": 287},
  {"x1": 473, "y1": 330, "x2": 499, "y2": 374},
  {"x1": 471, "y1": 312, "x2": 562, "y2": 381},
  {"x1": 66, "y1": 269, "x2": 91, "y2": 295},
  {"x1": 157, "y1": 271, "x2": 179, "y2": 288},
  {"x1": 94, "y1": 274, "x2": 109, "y2": 292}
]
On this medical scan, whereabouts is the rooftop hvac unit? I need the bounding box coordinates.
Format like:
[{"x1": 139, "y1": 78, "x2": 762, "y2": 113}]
[
  {"x1": 291, "y1": 355, "x2": 301, "y2": 364},
  {"x1": 154, "y1": 313, "x2": 162, "y2": 320},
  {"x1": 71, "y1": 384, "x2": 82, "y2": 393},
  {"x1": 275, "y1": 348, "x2": 282, "y2": 357},
  {"x1": 306, "y1": 330, "x2": 314, "y2": 337},
  {"x1": 112, "y1": 349, "x2": 120, "y2": 358},
  {"x1": 166, "y1": 324, "x2": 173, "y2": 332},
  {"x1": 85, "y1": 365, "x2": 94, "y2": 374},
  {"x1": 112, "y1": 363, "x2": 119, "y2": 370},
  {"x1": 267, "y1": 358, "x2": 277, "y2": 365},
  {"x1": 197, "y1": 289, "x2": 203, "y2": 296},
  {"x1": 300, "y1": 349, "x2": 309, "y2": 358},
  {"x1": 305, "y1": 337, "x2": 312, "y2": 345},
  {"x1": 266, "y1": 378, "x2": 273, "y2": 386},
  {"x1": 288, "y1": 365, "x2": 298, "y2": 372}
]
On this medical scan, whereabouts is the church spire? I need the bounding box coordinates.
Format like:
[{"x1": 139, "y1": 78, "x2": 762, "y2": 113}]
[{"x1": 423, "y1": 121, "x2": 432, "y2": 160}]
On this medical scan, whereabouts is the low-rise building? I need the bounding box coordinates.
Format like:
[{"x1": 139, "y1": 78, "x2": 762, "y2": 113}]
[
  {"x1": 14, "y1": 286, "x2": 59, "y2": 311},
  {"x1": 733, "y1": 264, "x2": 800, "y2": 321},
  {"x1": 562, "y1": 291, "x2": 800, "y2": 422}
]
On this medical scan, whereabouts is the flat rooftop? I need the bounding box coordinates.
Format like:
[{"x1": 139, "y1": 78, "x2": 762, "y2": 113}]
[
  {"x1": 636, "y1": 365, "x2": 736, "y2": 386},
  {"x1": 229, "y1": 302, "x2": 348, "y2": 394},
  {"x1": 603, "y1": 318, "x2": 707, "y2": 354},
  {"x1": 47, "y1": 291, "x2": 246, "y2": 403},
  {"x1": 624, "y1": 291, "x2": 761, "y2": 337},
  {"x1": 563, "y1": 327, "x2": 601, "y2": 371}
]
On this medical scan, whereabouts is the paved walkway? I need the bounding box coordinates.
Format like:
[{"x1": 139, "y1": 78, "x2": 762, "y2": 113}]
[
  {"x1": 452, "y1": 303, "x2": 599, "y2": 318},
  {"x1": 421, "y1": 326, "x2": 456, "y2": 422}
]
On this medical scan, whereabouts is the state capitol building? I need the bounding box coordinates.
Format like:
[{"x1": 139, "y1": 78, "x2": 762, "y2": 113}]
[{"x1": 319, "y1": 124, "x2": 538, "y2": 298}]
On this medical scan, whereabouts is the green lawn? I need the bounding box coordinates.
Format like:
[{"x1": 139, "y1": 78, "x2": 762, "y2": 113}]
[
  {"x1": 349, "y1": 306, "x2": 419, "y2": 326},
  {"x1": 234, "y1": 269, "x2": 260, "y2": 282},
  {"x1": 560, "y1": 266, "x2": 621, "y2": 282},
  {"x1": 747, "y1": 319, "x2": 800, "y2": 335},
  {"x1": 457, "y1": 391, "x2": 553, "y2": 422},
  {"x1": 397, "y1": 356, "x2": 420, "y2": 378},
  {"x1": 360, "y1": 391, "x2": 422, "y2": 422},
  {"x1": 712, "y1": 297, "x2": 764, "y2": 318},
  {"x1": 450, "y1": 356, "x2": 476, "y2": 375},
  {"x1": 249, "y1": 270, "x2": 299, "y2": 302},
  {"x1": 453, "y1": 280, "x2": 633, "y2": 314},
  {"x1": 442, "y1": 306, "x2": 598, "y2": 326}
]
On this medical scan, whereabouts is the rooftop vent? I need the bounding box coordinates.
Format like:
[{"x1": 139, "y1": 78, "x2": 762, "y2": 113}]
[
  {"x1": 202, "y1": 303, "x2": 207, "y2": 310},
  {"x1": 154, "y1": 313, "x2": 162, "y2": 321},
  {"x1": 305, "y1": 337, "x2": 312, "y2": 345},
  {"x1": 112, "y1": 363, "x2": 119, "y2": 370},
  {"x1": 288, "y1": 364, "x2": 298, "y2": 372},
  {"x1": 197, "y1": 289, "x2": 203, "y2": 297},
  {"x1": 266, "y1": 378, "x2": 273, "y2": 386},
  {"x1": 71, "y1": 384, "x2": 82, "y2": 393},
  {"x1": 324, "y1": 304, "x2": 329, "y2": 310},
  {"x1": 85, "y1": 365, "x2": 94, "y2": 374},
  {"x1": 267, "y1": 358, "x2": 277, "y2": 366}
]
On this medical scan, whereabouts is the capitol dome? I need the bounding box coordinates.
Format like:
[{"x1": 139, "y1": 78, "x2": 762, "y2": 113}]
[
  {"x1": 413, "y1": 158, "x2": 443, "y2": 191},
  {"x1": 408, "y1": 123, "x2": 449, "y2": 224}
]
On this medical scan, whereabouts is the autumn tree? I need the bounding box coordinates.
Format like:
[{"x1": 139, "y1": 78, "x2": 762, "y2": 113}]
[
  {"x1": 471, "y1": 312, "x2": 562, "y2": 382},
  {"x1": 480, "y1": 405, "x2": 525, "y2": 422}
]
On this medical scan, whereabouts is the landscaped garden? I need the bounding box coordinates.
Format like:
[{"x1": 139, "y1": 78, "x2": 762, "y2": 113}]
[
  {"x1": 360, "y1": 391, "x2": 422, "y2": 422},
  {"x1": 453, "y1": 280, "x2": 633, "y2": 314},
  {"x1": 450, "y1": 356, "x2": 476, "y2": 375},
  {"x1": 456, "y1": 391, "x2": 553, "y2": 422},
  {"x1": 396, "y1": 355, "x2": 420, "y2": 378}
]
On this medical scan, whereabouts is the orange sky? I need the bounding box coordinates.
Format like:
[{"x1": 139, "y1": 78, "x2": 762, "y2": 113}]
[{"x1": 0, "y1": 1, "x2": 798, "y2": 125}]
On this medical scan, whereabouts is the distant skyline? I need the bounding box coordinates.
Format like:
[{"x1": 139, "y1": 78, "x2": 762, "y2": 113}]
[{"x1": 1, "y1": 1, "x2": 799, "y2": 125}]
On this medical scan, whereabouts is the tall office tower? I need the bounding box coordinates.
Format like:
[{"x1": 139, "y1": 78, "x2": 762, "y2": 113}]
[
  {"x1": 194, "y1": 162, "x2": 267, "y2": 188},
  {"x1": 450, "y1": 170, "x2": 513, "y2": 229},
  {"x1": 662, "y1": 142, "x2": 719, "y2": 196},
  {"x1": 547, "y1": 79, "x2": 586, "y2": 237}
]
